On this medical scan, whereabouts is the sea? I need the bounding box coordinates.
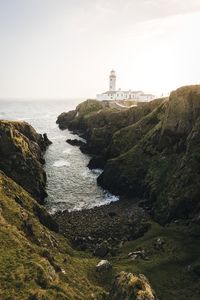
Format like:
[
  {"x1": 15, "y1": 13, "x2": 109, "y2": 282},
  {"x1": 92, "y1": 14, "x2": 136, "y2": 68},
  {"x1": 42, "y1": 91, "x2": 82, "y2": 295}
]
[{"x1": 0, "y1": 99, "x2": 119, "y2": 214}]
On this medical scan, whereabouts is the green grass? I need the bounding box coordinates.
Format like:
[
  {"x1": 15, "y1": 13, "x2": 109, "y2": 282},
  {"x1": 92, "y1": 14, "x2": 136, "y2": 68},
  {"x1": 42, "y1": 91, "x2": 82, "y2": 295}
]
[
  {"x1": 1, "y1": 171, "x2": 200, "y2": 299},
  {"x1": 111, "y1": 222, "x2": 200, "y2": 300},
  {"x1": 0, "y1": 172, "x2": 106, "y2": 300}
]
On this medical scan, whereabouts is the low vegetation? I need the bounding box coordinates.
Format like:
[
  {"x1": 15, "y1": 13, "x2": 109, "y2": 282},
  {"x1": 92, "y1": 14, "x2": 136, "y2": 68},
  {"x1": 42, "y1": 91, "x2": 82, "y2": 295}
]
[{"x1": 0, "y1": 171, "x2": 106, "y2": 299}]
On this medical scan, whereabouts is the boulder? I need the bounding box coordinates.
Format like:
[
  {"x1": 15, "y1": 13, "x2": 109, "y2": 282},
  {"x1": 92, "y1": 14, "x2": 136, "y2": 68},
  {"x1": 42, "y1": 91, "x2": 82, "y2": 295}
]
[
  {"x1": 96, "y1": 260, "x2": 112, "y2": 272},
  {"x1": 94, "y1": 241, "x2": 110, "y2": 258},
  {"x1": 66, "y1": 139, "x2": 85, "y2": 147},
  {"x1": 87, "y1": 156, "x2": 106, "y2": 169},
  {"x1": 153, "y1": 238, "x2": 165, "y2": 250},
  {"x1": 43, "y1": 133, "x2": 52, "y2": 147},
  {"x1": 109, "y1": 271, "x2": 158, "y2": 300},
  {"x1": 128, "y1": 249, "x2": 148, "y2": 260}
]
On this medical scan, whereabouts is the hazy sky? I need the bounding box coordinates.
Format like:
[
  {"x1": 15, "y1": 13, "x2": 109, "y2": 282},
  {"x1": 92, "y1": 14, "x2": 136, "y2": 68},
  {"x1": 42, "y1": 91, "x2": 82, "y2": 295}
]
[{"x1": 0, "y1": 0, "x2": 200, "y2": 99}]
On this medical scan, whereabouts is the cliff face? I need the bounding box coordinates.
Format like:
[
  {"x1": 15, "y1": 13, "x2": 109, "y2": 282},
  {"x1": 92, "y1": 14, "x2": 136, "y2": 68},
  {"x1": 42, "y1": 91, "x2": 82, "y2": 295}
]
[
  {"x1": 56, "y1": 99, "x2": 104, "y2": 130},
  {"x1": 57, "y1": 98, "x2": 165, "y2": 156},
  {"x1": 99, "y1": 86, "x2": 200, "y2": 223},
  {"x1": 0, "y1": 120, "x2": 50, "y2": 203},
  {"x1": 57, "y1": 86, "x2": 200, "y2": 223}
]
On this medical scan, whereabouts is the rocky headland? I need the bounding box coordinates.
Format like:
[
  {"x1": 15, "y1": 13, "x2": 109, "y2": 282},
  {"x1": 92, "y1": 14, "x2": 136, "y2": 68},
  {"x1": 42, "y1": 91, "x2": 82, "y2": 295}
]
[
  {"x1": 1, "y1": 84, "x2": 200, "y2": 299},
  {"x1": 0, "y1": 120, "x2": 51, "y2": 203},
  {"x1": 56, "y1": 85, "x2": 200, "y2": 299},
  {"x1": 57, "y1": 86, "x2": 200, "y2": 224}
]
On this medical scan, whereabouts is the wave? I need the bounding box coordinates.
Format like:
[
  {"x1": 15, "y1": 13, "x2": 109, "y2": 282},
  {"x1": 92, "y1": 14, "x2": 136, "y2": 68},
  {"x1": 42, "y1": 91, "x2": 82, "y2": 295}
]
[
  {"x1": 53, "y1": 160, "x2": 70, "y2": 167},
  {"x1": 63, "y1": 148, "x2": 72, "y2": 154}
]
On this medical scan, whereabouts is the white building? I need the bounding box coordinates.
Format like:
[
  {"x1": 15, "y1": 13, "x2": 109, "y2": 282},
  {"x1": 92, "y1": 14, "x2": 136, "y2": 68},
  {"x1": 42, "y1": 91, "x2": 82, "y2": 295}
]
[{"x1": 97, "y1": 70, "x2": 155, "y2": 102}]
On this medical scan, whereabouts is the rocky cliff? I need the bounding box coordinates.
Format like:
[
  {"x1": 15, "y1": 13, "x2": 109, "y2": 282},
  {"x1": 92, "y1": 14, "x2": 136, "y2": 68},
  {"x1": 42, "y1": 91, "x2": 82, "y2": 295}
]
[
  {"x1": 56, "y1": 85, "x2": 200, "y2": 224},
  {"x1": 0, "y1": 120, "x2": 51, "y2": 203},
  {"x1": 55, "y1": 88, "x2": 200, "y2": 299}
]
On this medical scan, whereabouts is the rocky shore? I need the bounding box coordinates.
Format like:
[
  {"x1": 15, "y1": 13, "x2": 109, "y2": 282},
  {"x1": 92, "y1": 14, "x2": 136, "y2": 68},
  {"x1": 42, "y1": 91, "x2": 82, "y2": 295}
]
[{"x1": 55, "y1": 198, "x2": 150, "y2": 256}]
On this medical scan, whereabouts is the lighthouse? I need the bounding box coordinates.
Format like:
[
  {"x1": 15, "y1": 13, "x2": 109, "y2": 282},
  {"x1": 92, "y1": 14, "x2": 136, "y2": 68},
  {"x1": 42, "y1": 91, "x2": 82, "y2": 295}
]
[
  {"x1": 96, "y1": 70, "x2": 155, "y2": 101},
  {"x1": 109, "y1": 70, "x2": 116, "y2": 91}
]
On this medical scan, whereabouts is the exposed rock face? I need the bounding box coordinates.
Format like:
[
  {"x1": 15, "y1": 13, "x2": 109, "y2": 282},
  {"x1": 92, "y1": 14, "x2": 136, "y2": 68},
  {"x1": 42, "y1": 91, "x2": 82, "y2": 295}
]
[
  {"x1": 56, "y1": 99, "x2": 104, "y2": 130},
  {"x1": 66, "y1": 138, "x2": 86, "y2": 147},
  {"x1": 56, "y1": 110, "x2": 77, "y2": 130},
  {"x1": 56, "y1": 98, "x2": 164, "y2": 155},
  {"x1": 109, "y1": 271, "x2": 158, "y2": 300},
  {"x1": 57, "y1": 85, "x2": 200, "y2": 223},
  {"x1": 0, "y1": 120, "x2": 51, "y2": 203},
  {"x1": 98, "y1": 86, "x2": 200, "y2": 223},
  {"x1": 43, "y1": 133, "x2": 52, "y2": 147}
]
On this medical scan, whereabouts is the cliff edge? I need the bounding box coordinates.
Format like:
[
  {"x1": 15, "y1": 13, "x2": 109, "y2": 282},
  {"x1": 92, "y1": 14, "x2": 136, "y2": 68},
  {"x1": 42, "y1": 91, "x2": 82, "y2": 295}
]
[
  {"x1": 0, "y1": 120, "x2": 51, "y2": 203},
  {"x1": 57, "y1": 86, "x2": 200, "y2": 224}
]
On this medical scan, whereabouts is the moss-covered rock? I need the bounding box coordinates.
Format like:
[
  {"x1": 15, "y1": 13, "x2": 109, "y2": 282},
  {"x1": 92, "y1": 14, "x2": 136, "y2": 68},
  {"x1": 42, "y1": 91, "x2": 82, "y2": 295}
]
[
  {"x1": 109, "y1": 271, "x2": 157, "y2": 300},
  {"x1": 57, "y1": 98, "x2": 165, "y2": 157},
  {"x1": 57, "y1": 85, "x2": 200, "y2": 223},
  {"x1": 0, "y1": 120, "x2": 50, "y2": 203},
  {"x1": 56, "y1": 99, "x2": 104, "y2": 130},
  {"x1": 98, "y1": 86, "x2": 200, "y2": 223}
]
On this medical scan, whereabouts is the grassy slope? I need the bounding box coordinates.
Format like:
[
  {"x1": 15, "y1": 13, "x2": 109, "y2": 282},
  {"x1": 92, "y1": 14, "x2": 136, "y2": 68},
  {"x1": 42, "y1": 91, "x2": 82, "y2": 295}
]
[
  {"x1": 112, "y1": 222, "x2": 200, "y2": 300},
  {"x1": 0, "y1": 171, "x2": 106, "y2": 300}
]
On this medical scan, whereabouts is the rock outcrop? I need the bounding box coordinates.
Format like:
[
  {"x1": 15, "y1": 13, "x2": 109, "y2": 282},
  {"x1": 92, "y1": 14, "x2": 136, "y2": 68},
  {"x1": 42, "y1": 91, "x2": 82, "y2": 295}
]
[
  {"x1": 0, "y1": 120, "x2": 51, "y2": 203},
  {"x1": 56, "y1": 99, "x2": 104, "y2": 130},
  {"x1": 56, "y1": 85, "x2": 200, "y2": 223},
  {"x1": 109, "y1": 271, "x2": 158, "y2": 300},
  {"x1": 96, "y1": 260, "x2": 112, "y2": 272},
  {"x1": 98, "y1": 86, "x2": 200, "y2": 223}
]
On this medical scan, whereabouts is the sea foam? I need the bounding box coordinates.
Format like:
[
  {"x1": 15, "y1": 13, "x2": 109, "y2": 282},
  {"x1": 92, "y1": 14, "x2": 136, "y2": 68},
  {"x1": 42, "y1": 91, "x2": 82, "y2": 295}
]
[{"x1": 53, "y1": 160, "x2": 70, "y2": 167}]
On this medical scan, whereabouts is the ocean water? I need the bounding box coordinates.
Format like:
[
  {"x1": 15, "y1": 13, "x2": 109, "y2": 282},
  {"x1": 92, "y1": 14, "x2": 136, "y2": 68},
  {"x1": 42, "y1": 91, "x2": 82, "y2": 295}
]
[{"x1": 0, "y1": 99, "x2": 119, "y2": 213}]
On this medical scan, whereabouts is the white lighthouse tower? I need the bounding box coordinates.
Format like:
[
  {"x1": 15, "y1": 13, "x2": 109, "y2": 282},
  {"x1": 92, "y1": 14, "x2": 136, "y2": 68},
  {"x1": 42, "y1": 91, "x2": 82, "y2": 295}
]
[
  {"x1": 109, "y1": 70, "x2": 116, "y2": 91},
  {"x1": 96, "y1": 70, "x2": 155, "y2": 101}
]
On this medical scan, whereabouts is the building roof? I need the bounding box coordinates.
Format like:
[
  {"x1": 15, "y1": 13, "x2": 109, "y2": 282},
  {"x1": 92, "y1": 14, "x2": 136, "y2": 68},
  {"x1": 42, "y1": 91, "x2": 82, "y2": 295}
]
[{"x1": 102, "y1": 90, "x2": 145, "y2": 95}]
